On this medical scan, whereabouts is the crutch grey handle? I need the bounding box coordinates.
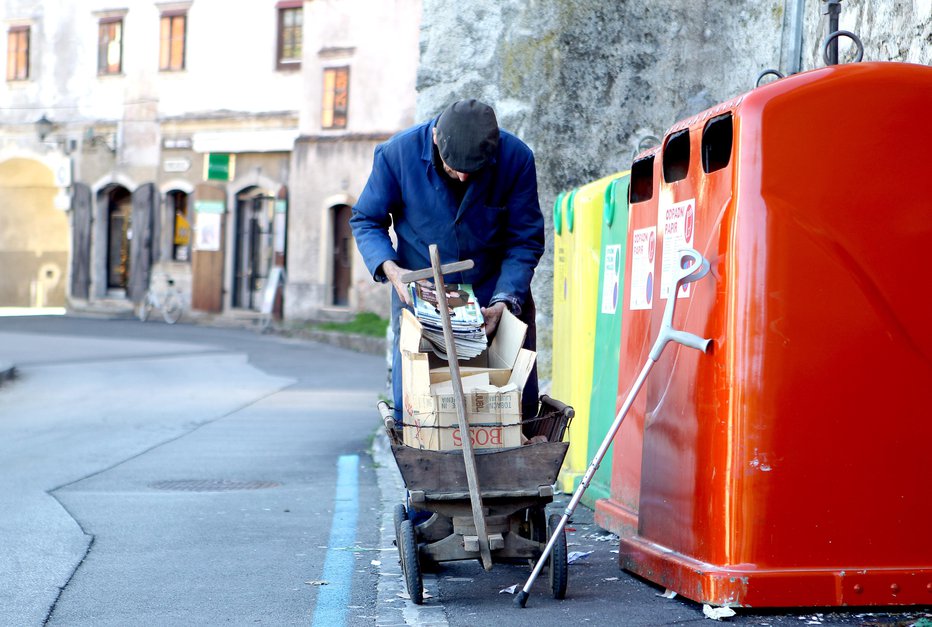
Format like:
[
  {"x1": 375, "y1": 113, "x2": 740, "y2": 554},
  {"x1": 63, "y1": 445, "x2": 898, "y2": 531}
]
[{"x1": 650, "y1": 249, "x2": 712, "y2": 361}]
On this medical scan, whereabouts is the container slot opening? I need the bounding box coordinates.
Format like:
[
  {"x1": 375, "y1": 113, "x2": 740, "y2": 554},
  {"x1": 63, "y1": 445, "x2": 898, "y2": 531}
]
[
  {"x1": 702, "y1": 113, "x2": 733, "y2": 174},
  {"x1": 662, "y1": 130, "x2": 690, "y2": 183},
  {"x1": 629, "y1": 155, "x2": 655, "y2": 203}
]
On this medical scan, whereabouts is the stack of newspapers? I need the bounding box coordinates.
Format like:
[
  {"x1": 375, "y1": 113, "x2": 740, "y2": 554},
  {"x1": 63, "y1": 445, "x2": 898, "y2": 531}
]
[{"x1": 409, "y1": 282, "x2": 487, "y2": 360}]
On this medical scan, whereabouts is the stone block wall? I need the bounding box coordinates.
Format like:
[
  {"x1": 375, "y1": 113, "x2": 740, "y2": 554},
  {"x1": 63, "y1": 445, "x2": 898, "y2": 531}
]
[{"x1": 416, "y1": 0, "x2": 931, "y2": 383}]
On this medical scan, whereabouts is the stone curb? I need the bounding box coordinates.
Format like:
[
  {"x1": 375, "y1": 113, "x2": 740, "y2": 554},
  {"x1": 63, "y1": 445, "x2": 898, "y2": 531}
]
[
  {"x1": 276, "y1": 328, "x2": 387, "y2": 357},
  {"x1": 65, "y1": 301, "x2": 387, "y2": 358}
]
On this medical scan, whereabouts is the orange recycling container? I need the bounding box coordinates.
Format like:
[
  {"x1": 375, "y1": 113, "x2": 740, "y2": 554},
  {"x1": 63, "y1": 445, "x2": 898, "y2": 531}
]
[
  {"x1": 593, "y1": 160, "x2": 657, "y2": 539},
  {"x1": 608, "y1": 62, "x2": 932, "y2": 607}
]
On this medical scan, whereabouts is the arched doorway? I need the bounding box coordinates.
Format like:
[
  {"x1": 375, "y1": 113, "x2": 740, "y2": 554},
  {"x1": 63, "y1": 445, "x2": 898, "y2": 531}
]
[
  {"x1": 232, "y1": 186, "x2": 275, "y2": 309},
  {"x1": 103, "y1": 185, "x2": 132, "y2": 292},
  {"x1": 0, "y1": 157, "x2": 69, "y2": 306},
  {"x1": 330, "y1": 203, "x2": 352, "y2": 306}
]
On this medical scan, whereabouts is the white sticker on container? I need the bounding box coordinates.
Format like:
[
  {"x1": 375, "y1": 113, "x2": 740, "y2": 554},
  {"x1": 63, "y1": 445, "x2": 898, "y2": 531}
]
[
  {"x1": 629, "y1": 227, "x2": 656, "y2": 311},
  {"x1": 659, "y1": 198, "x2": 696, "y2": 300},
  {"x1": 600, "y1": 244, "x2": 622, "y2": 315}
]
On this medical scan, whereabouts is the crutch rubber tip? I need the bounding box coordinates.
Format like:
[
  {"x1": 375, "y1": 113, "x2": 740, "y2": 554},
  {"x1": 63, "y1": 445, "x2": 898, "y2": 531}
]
[{"x1": 514, "y1": 590, "x2": 529, "y2": 608}]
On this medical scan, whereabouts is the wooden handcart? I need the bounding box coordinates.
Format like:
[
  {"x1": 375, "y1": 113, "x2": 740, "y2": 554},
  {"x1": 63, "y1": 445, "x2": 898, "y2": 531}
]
[
  {"x1": 381, "y1": 245, "x2": 575, "y2": 604},
  {"x1": 381, "y1": 397, "x2": 573, "y2": 604}
]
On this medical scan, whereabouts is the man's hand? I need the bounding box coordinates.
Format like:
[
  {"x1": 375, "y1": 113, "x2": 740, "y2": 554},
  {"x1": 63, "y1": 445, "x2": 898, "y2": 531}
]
[
  {"x1": 381, "y1": 260, "x2": 413, "y2": 306},
  {"x1": 481, "y1": 301, "x2": 507, "y2": 338}
]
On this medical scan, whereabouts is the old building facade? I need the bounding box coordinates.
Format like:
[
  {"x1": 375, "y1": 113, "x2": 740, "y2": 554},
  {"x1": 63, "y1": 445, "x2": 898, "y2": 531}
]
[
  {"x1": 1, "y1": 0, "x2": 421, "y2": 321},
  {"x1": 286, "y1": 0, "x2": 421, "y2": 321}
]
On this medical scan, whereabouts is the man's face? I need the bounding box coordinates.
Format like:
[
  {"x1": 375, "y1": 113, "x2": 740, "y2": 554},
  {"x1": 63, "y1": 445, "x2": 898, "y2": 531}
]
[{"x1": 432, "y1": 128, "x2": 471, "y2": 182}]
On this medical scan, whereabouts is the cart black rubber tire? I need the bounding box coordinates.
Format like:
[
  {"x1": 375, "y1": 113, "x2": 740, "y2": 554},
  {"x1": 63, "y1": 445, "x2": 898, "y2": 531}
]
[
  {"x1": 528, "y1": 507, "x2": 546, "y2": 543},
  {"x1": 393, "y1": 503, "x2": 408, "y2": 562},
  {"x1": 527, "y1": 506, "x2": 547, "y2": 566},
  {"x1": 399, "y1": 519, "x2": 423, "y2": 604},
  {"x1": 547, "y1": 514, "x2": 568, "y2": 599}
]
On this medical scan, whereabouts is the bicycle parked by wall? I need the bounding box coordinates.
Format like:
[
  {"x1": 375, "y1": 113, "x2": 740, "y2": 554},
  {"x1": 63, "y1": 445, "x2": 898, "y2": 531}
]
[{"x1": 137, "y1": 275, "x2": 184, "y2": 324}]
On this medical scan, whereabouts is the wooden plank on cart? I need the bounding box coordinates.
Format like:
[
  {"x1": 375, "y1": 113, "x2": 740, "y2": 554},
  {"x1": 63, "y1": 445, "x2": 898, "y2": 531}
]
[
  {"x1": 400, "y1": 259, "x2": 474, "y2": 284},
  {"x1": 391, "y1": 442, "x2": 569, "y2": 493},
  {"x1": 427, "y1": 245, "x2": 493, "y2": 571}
]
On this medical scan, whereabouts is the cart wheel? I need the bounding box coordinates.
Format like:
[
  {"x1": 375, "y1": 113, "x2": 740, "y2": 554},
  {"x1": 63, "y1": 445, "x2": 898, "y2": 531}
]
[
  {"x1": 527, "y1": 507, "x2": 546, "y2": 566},
  {"x1": 399, "y1": 519, "x2": 423, "y2": 604},
  {"x1": 527, "y1": 507, "x2": 546, "y2": 541},
  {"x1": 393, "y1": 503, "x2": 408, "y2": 562},
  {"x1": 547, "y1": 514, "x2": 568, "y2": 599}
]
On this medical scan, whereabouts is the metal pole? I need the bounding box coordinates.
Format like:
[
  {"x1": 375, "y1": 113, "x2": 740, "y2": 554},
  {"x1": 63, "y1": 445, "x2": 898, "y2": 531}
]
[{"x1": 823, "y1": 0, "x2": 842, "y2": 65}]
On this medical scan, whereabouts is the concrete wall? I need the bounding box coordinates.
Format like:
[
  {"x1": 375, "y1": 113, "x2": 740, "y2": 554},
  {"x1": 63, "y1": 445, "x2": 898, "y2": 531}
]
[
  {"x1": 286, "y1": 0, "x2": 421, "y2": 320},
  {"x1": 0, "y1": 158, "x2": 68, "y2": 306},
  {"x1": 415, "y1": 0, "x2": 932, "y2": 382}
]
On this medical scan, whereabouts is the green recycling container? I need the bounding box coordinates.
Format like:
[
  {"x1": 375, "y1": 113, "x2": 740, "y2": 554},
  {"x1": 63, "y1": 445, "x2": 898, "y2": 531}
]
[{"x1": 580, "y1": 173, "x2": 630, "y2": 509}]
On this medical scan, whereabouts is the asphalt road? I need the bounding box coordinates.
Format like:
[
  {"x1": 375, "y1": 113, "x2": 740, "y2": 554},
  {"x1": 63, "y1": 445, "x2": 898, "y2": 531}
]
[
  {"x1": 0, "y1": 313, "x2": 928, "y2": 627},
  {"x1": 0, "y1": 314, "x2": 385, "y2": 626}
]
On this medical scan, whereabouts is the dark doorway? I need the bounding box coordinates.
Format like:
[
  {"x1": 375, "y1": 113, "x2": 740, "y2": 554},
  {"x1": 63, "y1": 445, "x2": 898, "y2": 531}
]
[
  {"x1": 331, "y1": 203, "x2": 352, "y2": 306},
  {"x1": 232, "y1": 188, "x2": 275, "y2": 309},
  {"x1": 168, "y1": 190, "x2": 192, "y2": 262},
  {"x1": 106, "y1": 186, "x2": 132, "y2": 290}
]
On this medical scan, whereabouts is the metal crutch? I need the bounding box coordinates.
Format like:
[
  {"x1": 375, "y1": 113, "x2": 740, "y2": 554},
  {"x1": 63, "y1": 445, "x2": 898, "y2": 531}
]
[{"x1": 515, "y1": 248, "x2": 713, "y2": 608}]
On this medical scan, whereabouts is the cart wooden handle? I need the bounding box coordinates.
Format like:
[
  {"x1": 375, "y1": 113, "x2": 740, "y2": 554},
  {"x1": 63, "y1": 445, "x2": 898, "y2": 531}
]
[
  {"x1": 427, "y1": 245, "x2": 493, "y2": 571},
  {"x1": 399, "y1": 259, "x2": 473, "y2": 284}
]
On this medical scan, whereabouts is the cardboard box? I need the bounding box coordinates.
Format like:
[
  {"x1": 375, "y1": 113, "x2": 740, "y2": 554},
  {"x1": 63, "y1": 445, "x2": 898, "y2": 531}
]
[{"x1": 400, "y1": 307, "x2": 536, "y2": 450}]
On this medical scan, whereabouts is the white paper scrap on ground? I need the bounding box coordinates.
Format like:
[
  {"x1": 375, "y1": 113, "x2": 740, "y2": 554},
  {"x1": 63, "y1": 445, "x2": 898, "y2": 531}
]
[
  {"x1": 305, "y1": 580, "x2": 329, "y2": 586},
  {"x1": 499, "y1": 584, "x2": 518, "y2": 594},
  {"x1": 567, "y1": 550, "x2": 593, "y2": 563},
  {"x1": 703, "y1": 604, "x2": 737, "y2": 621},
  {"x1": 370, "y1": 560, "x2": 381, "y2": 566},
  {"x1": 397, "y1": 589, "x2": 432, "y2": 601},
  {"x1": 658, "y1": 589, "x2": 678, "y2": 599}
]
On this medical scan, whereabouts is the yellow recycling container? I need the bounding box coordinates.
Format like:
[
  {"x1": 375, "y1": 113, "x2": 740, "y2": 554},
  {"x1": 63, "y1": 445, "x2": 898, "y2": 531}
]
[
  {"x1": 556, "y1": 172, "x2": 623, "y2": 493},
  {"x1": 550, "y1": 191, "x2": 574, "y2": 410}
]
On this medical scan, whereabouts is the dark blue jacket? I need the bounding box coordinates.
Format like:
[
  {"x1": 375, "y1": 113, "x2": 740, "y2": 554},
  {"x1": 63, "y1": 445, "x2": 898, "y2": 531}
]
[{"x1": 350, "y1": 118, "x2": 544, "y2": 312}]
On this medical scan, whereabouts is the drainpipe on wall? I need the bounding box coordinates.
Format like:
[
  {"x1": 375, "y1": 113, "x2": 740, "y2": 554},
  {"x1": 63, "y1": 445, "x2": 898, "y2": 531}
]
[{"x1": 782, "y1": 0, "x2": 806, "y2": 74}]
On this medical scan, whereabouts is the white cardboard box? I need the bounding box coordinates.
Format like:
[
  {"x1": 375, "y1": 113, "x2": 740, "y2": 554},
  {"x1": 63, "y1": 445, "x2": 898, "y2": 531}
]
[{"x1": 400, "y1": 307, "x2": 536, "y2": 450}]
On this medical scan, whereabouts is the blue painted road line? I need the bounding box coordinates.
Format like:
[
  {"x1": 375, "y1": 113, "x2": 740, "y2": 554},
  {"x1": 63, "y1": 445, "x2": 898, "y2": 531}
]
[{"x1": 311, "y1": 454, "x2": 359, "y2": 627}]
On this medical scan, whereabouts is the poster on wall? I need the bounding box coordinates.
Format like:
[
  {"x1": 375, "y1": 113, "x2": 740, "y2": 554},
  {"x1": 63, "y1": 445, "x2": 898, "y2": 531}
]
[
  {"x1": 194, "y1": 212, "x2": 221, "y2": 252},
  {"x1": 659, "y1": 198, "x2": 696, "y2": 300}
]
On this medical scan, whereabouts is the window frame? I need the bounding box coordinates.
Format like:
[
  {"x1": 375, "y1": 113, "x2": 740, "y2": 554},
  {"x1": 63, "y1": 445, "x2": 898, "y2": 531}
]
[
  {"x1": 6, "y1": 25, "x2": 30, "y2": 81},
  {"x1": 159, "y1": 11, "x2": 187, "y2": 72},
  {"x1": 321, "y1": 66, "x2": 350, "y2": 130},
  {"x1": 276, "y1": 2, "x2": 302, "y2": 70},
  {"x1": 97, "y1": 17, "x2": 123, "y2": 75}
]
